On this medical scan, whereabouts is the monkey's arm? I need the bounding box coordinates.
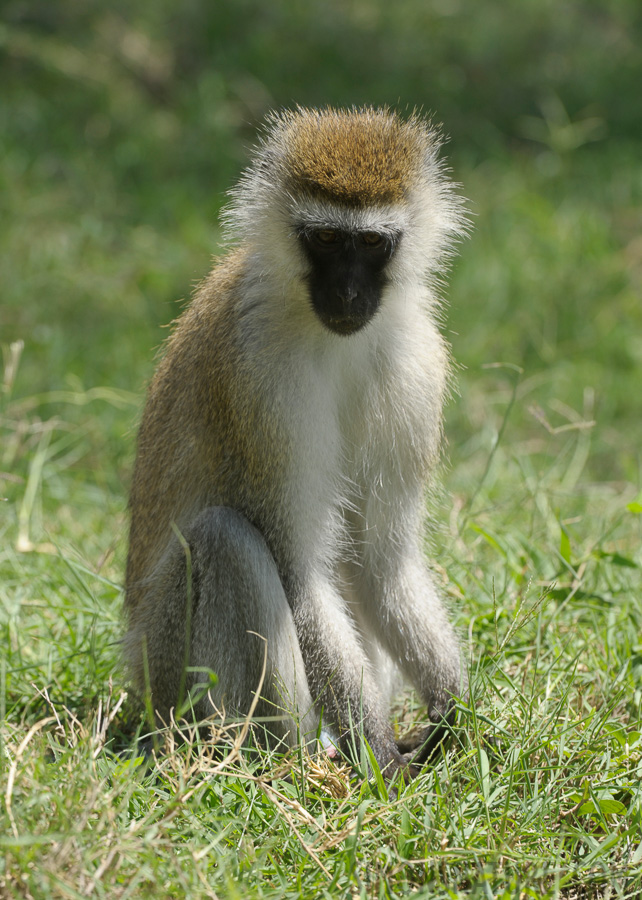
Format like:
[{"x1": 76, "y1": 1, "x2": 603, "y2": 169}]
[
  {"x1": 286, "y1": 571, "x2": 408, "y2": 775},
  {"x1": 361, "y1": 546, "x2": 465, "y2": 752},
  {"x1": 347, "y1": 480, "x2": 465, "y2": 761}
]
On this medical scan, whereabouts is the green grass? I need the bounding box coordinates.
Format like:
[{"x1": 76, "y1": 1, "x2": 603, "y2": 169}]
[{"x1": 2, "y1": 3, "x2": 642, "y2": 895}]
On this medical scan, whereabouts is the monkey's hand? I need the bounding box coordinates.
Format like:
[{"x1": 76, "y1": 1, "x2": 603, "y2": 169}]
[
  {"x1": 375, "y1": 744, "x2": 426, "y2": 786},
  {"x1": 396, "y1": 704, "x2": 456, "y2": 767},
  {"x1": 353, "y1": 732, "x2": 423, "y2": 784}
]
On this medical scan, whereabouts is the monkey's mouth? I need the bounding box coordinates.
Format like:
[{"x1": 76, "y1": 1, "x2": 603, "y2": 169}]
[{"x1": 322, "y1": 315, "x2": 370, "y2": 336}]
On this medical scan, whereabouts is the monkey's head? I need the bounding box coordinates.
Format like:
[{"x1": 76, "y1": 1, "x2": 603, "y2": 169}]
[{"x1": 223, "y1": 107, "x2": 467, "y2": 336}]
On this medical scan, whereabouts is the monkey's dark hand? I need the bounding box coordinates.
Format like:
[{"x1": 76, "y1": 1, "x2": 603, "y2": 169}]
[
  {"x1": 341, "y1": 729, "x2": 421, "y2": 784},
  {"x1": 377, "y1": 747, "x2": 422, "y2": 784},
  {"x1": 396, "y1": 705, "x2": 456, "y2": 767}
]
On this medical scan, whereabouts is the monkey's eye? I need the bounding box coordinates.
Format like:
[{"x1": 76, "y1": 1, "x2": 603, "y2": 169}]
[
  {"x1": 314, "y1": 229, "x2": 340, "y2": 245},
  {"x1": 361, "y1": 232, "x2": 384, "y2": 248}
]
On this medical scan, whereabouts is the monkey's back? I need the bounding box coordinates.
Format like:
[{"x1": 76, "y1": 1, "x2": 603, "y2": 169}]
[{"x1": 126, "y1": 248, "x2": 265, "y2": 614}]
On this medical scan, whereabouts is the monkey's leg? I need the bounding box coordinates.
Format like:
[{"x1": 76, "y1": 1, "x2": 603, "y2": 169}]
[{"x1": 132, "y1": 506, "x2": 319, "y2": 748}]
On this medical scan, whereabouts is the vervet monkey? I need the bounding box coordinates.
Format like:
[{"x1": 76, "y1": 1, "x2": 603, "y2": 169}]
[{"x1": 125, "y1": 106, "x2": 468, "y2": 778}]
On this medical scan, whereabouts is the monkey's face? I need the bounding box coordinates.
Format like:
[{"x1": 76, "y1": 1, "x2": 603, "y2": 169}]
[{"x1": 298, "y1": 227, "x2": 399, "y2": 336}]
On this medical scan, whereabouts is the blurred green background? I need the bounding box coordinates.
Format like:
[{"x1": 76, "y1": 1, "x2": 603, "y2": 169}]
[{"x1": 1, "y1": 0, "x2": 641, "y2": 545}]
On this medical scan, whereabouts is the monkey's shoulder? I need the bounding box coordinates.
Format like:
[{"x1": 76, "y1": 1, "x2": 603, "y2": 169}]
[
  {"x1": 168, "y1": 248, "x2": 249, "y2": 342},
  {"x1": 142, "y1": 249, "x2": 250, "y2": 402}
]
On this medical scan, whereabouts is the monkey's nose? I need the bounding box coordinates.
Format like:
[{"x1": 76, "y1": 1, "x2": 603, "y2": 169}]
[{"x1": 337, "y1": 285, "x2": 358, "y2": 304}]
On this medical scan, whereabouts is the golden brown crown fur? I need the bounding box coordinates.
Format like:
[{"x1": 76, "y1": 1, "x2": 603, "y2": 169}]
[{"x1": 278, "y1": 107, "x2": 433, "y2": 206}]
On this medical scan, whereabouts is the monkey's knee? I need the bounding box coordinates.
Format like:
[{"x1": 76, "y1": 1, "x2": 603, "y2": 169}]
[
  {"x1": 178, "y1": 507, "x2": 316, "y2": 743},
  {"x1": 185, "y1": 506, "x2": 279, "y2": 613}
]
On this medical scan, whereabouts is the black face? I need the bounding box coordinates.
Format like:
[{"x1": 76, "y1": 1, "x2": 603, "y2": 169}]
[{"x1": 297, "y1": 226, "x2": 400, "y2": 335}]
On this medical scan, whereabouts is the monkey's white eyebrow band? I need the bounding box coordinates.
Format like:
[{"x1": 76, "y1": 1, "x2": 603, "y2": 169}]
[
  {"x1": 288, "y1": 198, "x2": 410, "y2": 238},
  {"x1": 294, "y1": 221, "x2": 402, "y2": 243}
]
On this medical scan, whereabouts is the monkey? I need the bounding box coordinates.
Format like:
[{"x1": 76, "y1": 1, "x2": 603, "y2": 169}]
[{"x1": 124, "y1": 106, "x2": 468, "y2": 780}]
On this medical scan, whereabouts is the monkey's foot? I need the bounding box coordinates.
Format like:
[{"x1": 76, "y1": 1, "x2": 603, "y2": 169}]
[{"x1": 320, "y1": 728, "x2": 339, "y2": 759}]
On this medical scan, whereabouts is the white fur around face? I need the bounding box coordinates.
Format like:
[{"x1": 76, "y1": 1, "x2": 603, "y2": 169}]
[{"x1": 226, "y1": 183, "x2": 465, "y2": 298}]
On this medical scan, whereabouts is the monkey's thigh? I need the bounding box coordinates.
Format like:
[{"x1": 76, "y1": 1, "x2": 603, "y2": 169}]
[{"x1": 156, "y1": 506, "x2": 317, "y2": 746}]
